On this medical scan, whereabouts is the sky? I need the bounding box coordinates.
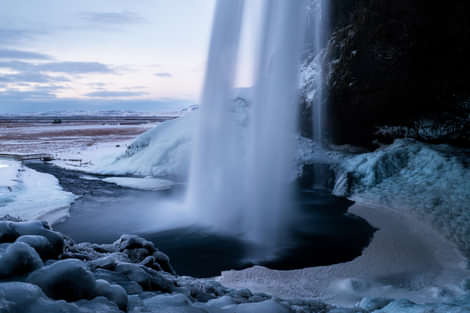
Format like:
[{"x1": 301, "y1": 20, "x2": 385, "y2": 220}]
[{"x1": 0, "y1": 0, "x2": 218, "y2": 113}]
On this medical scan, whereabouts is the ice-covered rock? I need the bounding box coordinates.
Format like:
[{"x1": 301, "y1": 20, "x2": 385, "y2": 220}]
[
  {"x1": 0, "y1": 242, "x2": 43, "y2": 278},
  {"x1": 230, "y1": 299, "x2": 292, "y2": 313},
  {"x1": 27, "y1": 259, "x2": 97, "y2": 301},
  {"x1": 113, "y1": 234, "x2": 175, "y2": 274},
  {"x1": 357, "y1": 297, "x2": 393, "y2": 311},
  {"x1": 94, "y1": 279, "x2": 128, "y2": 311},
  {"x1": 16, "y1": 235, "x2": 57, "y2": 260},
  {"x1": 94, "y1": 268, "x2": 144, "y2": 295},
  {"x1": 0, "y1": 282, "x2": 82, "y2": 313},
  {"x1": 115, "y1": 262, "x2": 175, "y2": 292},
  {"x1": 13, "y1": 221, "x2": 65, "y2": 257}
]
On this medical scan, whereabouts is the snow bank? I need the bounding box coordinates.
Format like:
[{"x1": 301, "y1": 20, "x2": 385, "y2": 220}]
[
  {"x1": 333, "y1": 139, "x2": 470, "y2": 260},
  {"x1": 89, "y1": 111, "x2": 197, "y2": 181},
  {"x1": 102, "y1": 177, "x2": 174, "y2": 191},
  {"x1": 0, "y1": 159, "x2": 77, "y2": 224}
]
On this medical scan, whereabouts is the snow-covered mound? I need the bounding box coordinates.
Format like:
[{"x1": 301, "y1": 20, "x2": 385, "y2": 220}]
[
  {"x1": 102, "y1": 177, "x2": 174, "y2": 191},
  {"x1": 0, "y1": 159, "x2": 77, "y2": 224},
  {"x1": 334, "y1": 139, "x2": 470, "y2": 260},
  {"x1": 94, "y1": 111, "x2": 197, "y2": 181}
]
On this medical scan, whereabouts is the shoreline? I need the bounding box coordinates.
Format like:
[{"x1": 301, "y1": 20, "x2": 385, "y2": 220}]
[{"x1": 218, "y1": 199, "x2": 470, "y2": 307}]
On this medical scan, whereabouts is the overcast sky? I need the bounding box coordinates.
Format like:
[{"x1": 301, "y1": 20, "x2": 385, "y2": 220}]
[{"x1": 0, "y1": 0, "x2": 218, "y2": 113}]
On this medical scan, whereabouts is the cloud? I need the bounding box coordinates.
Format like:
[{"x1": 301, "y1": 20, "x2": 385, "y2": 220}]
[
  {"x1": 85, "y1": 91, "x2": 148, "y2": 98},
  {"x1": 0, "y1": 29, "x2": 45, "y2": 45},
  {"x1": 0, "y1": 87, "x2": 60, "y2": 101},
  {"x1": 0, "y1": 61, "x2": 113, "y2": 74},
  {"x1": 81, "y1": 11, "x2": 145, "y2": 25},
  {"x1": 0, "y1": 49, "x2": 51, "y2": 60},
  {"x1": 155, "y1": 72, "x2": 173, "y2": 78},
  {"x1": 38, "y1": 62, "x2": 113, "y2": 74},
  {"x1": 0, "y1": 72, "x2": 69, "y2": 83}
]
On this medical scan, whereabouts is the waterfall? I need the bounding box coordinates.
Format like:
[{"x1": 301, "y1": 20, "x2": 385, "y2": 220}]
[
  {"x1": 186, "y1": 0, "x2": 246, "y2": 228},
  {"x1": 186, "y1": 0, "x2": 307, "y2": 252},
  {"x1": 310, "y1": 0, "x2": 330, "y2": 146}
]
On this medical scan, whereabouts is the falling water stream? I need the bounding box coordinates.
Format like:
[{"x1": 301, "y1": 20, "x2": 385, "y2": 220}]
[{"x1": 186, "y1": 0, "x2": 308, "y2": 256}]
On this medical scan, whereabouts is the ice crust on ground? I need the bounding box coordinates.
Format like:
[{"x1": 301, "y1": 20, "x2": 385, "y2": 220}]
[{"x1": 0, "y1": 159, "x2": 77, "y2": 224}]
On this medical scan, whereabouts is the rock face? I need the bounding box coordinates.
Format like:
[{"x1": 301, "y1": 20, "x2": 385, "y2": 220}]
[{"x1": 309, "y1": 0, "x2": 470, "y2": 146}]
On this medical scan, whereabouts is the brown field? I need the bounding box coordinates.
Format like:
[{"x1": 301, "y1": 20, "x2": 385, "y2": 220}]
[{"x1": 0, "y1": 116, "x2": 170, "y2": 155}]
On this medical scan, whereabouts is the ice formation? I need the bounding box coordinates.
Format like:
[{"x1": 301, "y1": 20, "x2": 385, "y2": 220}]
[{"x1": 334, "y1": 139, "x2": 470, "y2": 260}]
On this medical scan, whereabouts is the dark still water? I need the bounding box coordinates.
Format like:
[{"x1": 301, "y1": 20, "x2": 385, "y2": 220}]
[{"x1": 27, "y1": 161, "x2": 376, "y2": 278}]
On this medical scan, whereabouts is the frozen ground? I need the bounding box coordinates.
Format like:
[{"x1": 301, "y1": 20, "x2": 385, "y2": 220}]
[
  {"x1": 0, "y1": 159, "x2": 77, "y2": 224},
  {"x1": 0, "y1": 117, "x2": 156, "y2": 156}
]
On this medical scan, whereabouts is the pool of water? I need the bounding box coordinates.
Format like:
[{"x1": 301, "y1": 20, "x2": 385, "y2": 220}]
[{"x1": 28, "y1": 161, "x2": 376, "y2": 278}]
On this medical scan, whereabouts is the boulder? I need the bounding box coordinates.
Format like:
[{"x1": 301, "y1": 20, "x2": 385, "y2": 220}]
[
  {"x1": 115, "y1": 262, "x2": 175, "y2": 292},
  {"x1": 27, "y1": 259, "x2": 96, "y2": 301},
  {"x1": 95, "y1": 279, "x2": 128, "y2": 311},
  {"x1": 16, "y1": 235, "x2": 58, "y2": 260},
  {"x1": 0, "y1": 242, "x2": 43, "y2": 278}
]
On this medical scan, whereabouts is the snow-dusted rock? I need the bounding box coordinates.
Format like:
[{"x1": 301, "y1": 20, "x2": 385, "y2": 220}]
[
  {"x1": 0, "y1": 282, "x2": 82, "y2": 313},
  {"x1": 95, "y1": 279, "x2": 128, "y2": 311},
  {"x1": 27, "y1": 259, "x2": 96, "y2": 301},
  {"x1": 231, "y1": 299, "x2": 292, "y2": 313},
  {"x1": 16, "y1": 235, "x2": 57, "y2": 260},
  {"x1": 140, "y1": 293, "x2": 207, "y2": 313},
  {"x1": 0, "y1": 242, "x2": 43, "y2": 278},
  {"x1": 357, "y1": 297, "x2": 393, "y2": 311},
  {"x1": 0, "y1": 220, "x2": 20, "y2": 242},
  {"x1": 89, "y1": 252, "x2": 129, "y2": 271},
  {"x1": 13, "y1": 221, "x2": 64, "y2": 257},
  {"x1": 94, "y1": 268, "x2": 144, "y2": 295},
  {"x1": 74, "y1": 297, "x2": 123, "y2": 313},
  {"x1": 115, "y1": 262, "x2": 175, "y2": 292},
  {"x1": 113, "y1": 234, "x2": 175, "y2": 274}
]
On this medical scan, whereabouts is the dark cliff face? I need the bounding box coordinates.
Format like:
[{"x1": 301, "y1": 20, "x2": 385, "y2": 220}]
[{"x1": 324, "y1": 0, "x2": 470, "y2": 146}]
